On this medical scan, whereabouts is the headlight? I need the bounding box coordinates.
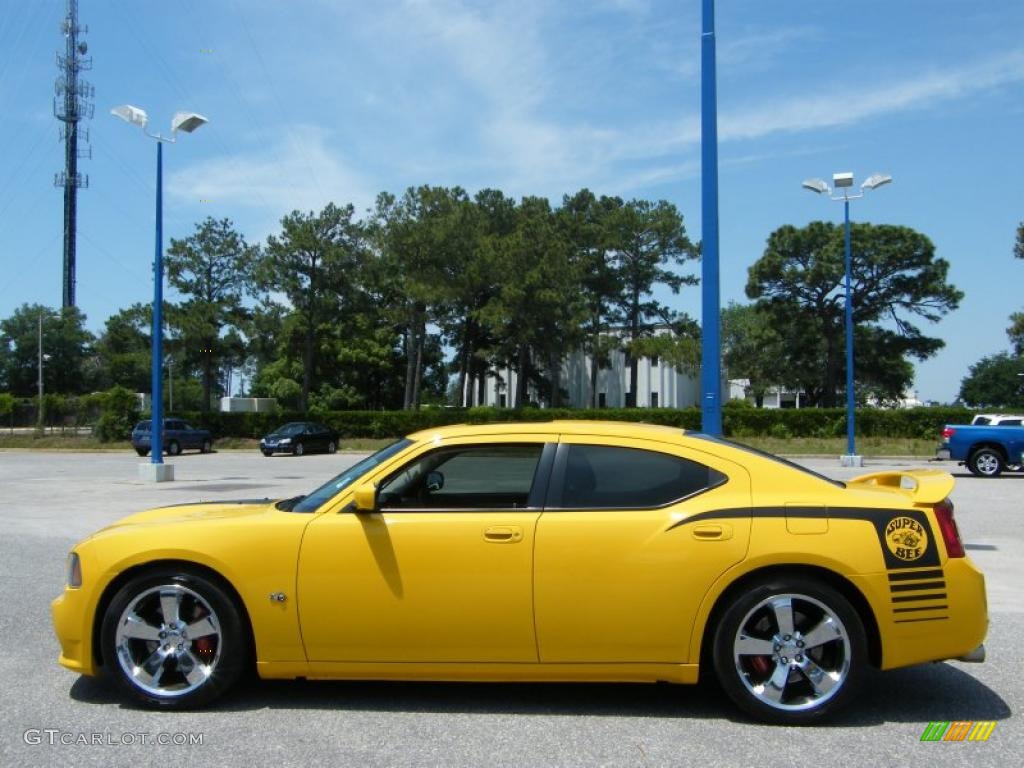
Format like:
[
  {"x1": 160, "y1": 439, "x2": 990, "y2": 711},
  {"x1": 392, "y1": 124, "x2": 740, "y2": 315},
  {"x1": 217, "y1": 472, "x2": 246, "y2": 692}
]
[
  {"x1": 279, "y1": 438, "x2": 291, "y2": 444},
  {"x1": 66, "y1": 552, "x2": 82, "y2": 588}
]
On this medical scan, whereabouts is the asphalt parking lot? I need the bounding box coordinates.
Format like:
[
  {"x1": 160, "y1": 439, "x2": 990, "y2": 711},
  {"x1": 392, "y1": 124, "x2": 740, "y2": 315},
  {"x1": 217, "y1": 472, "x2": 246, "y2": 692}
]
[{"x1": 0, "y1": 449, "x2": 1019, "y2": 767}]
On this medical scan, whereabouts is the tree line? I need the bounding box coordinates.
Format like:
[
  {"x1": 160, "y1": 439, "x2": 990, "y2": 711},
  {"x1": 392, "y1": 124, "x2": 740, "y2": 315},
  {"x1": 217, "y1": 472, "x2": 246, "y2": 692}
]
[{"x1": 0, "y1": 185, "x2": 970, "y2": 412}]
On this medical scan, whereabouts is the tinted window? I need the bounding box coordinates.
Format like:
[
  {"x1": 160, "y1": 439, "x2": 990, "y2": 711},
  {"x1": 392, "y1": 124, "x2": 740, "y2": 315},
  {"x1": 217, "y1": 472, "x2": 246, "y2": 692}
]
[
  {"x1": 380, "y1": 444, "x2": 543, "y2": 510},
  {"x1": 996, "y1": 420, "x2": 1022, "y2": 426},
  {"x1": 557, "y1": 444, "x2": 726, "y2": 509}
]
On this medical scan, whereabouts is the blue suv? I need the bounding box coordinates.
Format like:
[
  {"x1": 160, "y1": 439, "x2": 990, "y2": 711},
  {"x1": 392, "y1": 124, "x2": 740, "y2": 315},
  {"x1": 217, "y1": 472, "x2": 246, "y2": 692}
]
[{"x1": 131, "y1": 419, "x2": 214, "y2": 457}]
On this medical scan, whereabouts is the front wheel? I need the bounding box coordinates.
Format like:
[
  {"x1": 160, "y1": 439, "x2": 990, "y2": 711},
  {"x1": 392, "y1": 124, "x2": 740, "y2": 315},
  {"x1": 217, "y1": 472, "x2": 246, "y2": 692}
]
[
  {"x1": 100, "y1": 569, "x2": 248, "y2": 709},
  {"x1": 711, "y1": 577, "x2": 867, "y2": 724},
  {"x1": 327, "y1": 441, "x2": 337, "y2": 455},
  {"x1": 968, "y1": 448, "x2": 1004, "y2": 478},
  {"x1": 293, "y1": 442, "x2": 305, "y2": 457},
  {"x1": 201, "y1": 439, "x2": 212, "y2": 454},
  {"x1": 167, "y1": 440, "x2": 181, "y2": 457},
  {"x1": 135, "y1": 448, "x2": 149, "y2": 457}
]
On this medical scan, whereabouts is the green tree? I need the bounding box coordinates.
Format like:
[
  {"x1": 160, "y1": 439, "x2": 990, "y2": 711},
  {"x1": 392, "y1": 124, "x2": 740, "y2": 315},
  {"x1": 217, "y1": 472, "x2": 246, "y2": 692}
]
[
  {"x1": 369, "y1": 187, "x2": 454, "y2": 410},
  {"x1": 746, "y1": 221, "x2": 962, "y2": 406},
  {"x1": 257, "y1": 203, "x2": 365, "y2": 412},
  {"x1": 721, "y1": 303, "x2": 786, "y2": 407},
  {"x1": 558, "y1": 190, "x2": 625, "y2": 407},
  {"x1": 1015, "y1": 221, "x2": 1024, "y2": 260},
  {"x1": 0, "y1": 304, "x2": 96, "y2": 396},
  {"x1": 481, "y1": 196, "x2": 584, "y2": 407},
  {"x1": 606, "y1": 199, "x2": 697, "y2": 406},
  {"x1": 94, "y1": 303, "x2": 151, "y2": 392},
  {"x1": 1008, "y1": 313, "x2": 1024, "y2": 357},
  {"x1": 959, "y1": 352, "x2": 1024, "y2": 408},
  {"x1": 166, "y1": 217, "x2": 257, "y2": 410}
]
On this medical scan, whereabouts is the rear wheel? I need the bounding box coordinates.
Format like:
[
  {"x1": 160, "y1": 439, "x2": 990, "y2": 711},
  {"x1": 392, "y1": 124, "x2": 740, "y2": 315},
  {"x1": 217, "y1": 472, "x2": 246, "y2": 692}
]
[
  {"x1": 711, "y1": 577, "x2": 866, "y2": 724},
  {"x1": 201, "y1": 439, "x2": 212, "y2": 454},
  {"x1": 968, "y1": 448, "x2": 1004, "y2": 478},
  {"x1": 100, "y1": 569, "x2": 248, "y2": 709}
]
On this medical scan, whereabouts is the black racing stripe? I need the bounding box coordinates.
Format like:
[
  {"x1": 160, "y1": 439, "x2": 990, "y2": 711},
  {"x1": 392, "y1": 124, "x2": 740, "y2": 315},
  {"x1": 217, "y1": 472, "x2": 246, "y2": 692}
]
[
  {"x1": 664, "y1": 507, "x2": 752, "y2": 531},
  {"x1": 892, "y1": 592, "x2": 947, "y2": 603},
  {"x1": 890, "y1": 581, "x2": 946, "y2": 593},
  {"x1": 894, "y1": 616, "x2": 949, "y2": 624},
  {"x1": 894, "y1": 605, "x2": 949, "y2": 613},
  {"x1": 888, "y1": 569, "x2": 944, "y2": 582}
]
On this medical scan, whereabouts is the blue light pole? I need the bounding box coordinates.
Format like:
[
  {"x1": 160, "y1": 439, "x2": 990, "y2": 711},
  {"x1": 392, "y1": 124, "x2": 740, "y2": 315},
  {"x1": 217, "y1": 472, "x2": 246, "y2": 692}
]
[
  {"x1": 111, "y1": 106, "x2": 208, "y2": 480},
  {"x1": 700, "y1": 0, "x2": 722, "y2": 436},
  {"x1": 802, "y1": 172, "x2": 892, "y2": 466}
]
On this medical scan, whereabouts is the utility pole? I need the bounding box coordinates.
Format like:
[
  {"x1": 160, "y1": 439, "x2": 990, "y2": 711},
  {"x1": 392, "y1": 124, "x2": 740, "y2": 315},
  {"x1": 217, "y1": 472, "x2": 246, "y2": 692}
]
[
  {"x1": 54, "y1": 0, "x2": 94, "y2": 309},
  {"x1": 37, "y1": 314, "x2": 44, "y2": 433}
]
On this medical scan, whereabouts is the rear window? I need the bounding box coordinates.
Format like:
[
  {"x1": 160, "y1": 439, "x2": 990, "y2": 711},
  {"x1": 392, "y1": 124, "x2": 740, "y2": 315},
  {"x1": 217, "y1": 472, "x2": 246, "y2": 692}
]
[{"x1": 556, "y1": 444, "x2": 727, "y2": 509}]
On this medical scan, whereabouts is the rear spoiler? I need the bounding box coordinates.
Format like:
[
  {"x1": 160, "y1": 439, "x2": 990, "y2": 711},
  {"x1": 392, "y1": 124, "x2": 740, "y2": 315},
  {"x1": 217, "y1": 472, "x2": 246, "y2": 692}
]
[{"x1": 847, "y1": 469, "x2": 955, "y2": 505}]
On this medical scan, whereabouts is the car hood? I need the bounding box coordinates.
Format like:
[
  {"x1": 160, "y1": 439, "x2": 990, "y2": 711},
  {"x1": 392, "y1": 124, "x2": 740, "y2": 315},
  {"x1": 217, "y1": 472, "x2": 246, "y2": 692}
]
[{"x1": 88, "y1": 499, "x2": 279, "y2": 538}]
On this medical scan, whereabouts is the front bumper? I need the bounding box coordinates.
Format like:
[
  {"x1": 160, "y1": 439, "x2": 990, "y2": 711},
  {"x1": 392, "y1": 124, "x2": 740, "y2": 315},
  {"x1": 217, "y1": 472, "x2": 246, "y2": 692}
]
[
  {"x1": 260, "y1": 442, "x2": 293, "y2": 454},
  {"x1": 51, "y1": 586, "x2": 97, "y2": 676}
]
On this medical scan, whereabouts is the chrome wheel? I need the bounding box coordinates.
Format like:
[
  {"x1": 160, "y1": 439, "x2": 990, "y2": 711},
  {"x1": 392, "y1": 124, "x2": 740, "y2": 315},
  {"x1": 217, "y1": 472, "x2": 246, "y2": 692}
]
[
  {"x1": 732, "y1": 593, "x2": 851, "y2": 713},
  {"x1": 113, "y1": 584, "x2": 222, "y2": 698},
  {"x1": 969, "y1": 448, "x2": 1003, "y2": 477}
]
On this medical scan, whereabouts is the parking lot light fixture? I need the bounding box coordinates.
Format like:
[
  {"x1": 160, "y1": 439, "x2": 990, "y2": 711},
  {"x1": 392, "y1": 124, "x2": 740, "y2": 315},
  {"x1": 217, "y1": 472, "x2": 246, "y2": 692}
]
[
  {"x1": 802, "y1": 170, "x2": 893, "y2": 467},
  {"x1": 112, "y1": 105, "x2": 207, "y2": 481}
]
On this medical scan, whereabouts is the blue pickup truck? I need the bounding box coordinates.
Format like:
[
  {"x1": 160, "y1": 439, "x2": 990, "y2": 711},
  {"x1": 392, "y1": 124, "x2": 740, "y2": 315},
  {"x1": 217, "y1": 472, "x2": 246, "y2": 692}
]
[{"x1": 937, "y1": 421, "x2": 1024, "y2": 477}]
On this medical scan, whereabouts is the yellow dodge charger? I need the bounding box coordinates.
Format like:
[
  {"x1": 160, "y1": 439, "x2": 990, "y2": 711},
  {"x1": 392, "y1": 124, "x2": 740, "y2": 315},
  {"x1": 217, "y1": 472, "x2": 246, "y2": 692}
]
[{"x1": 52, "y1": 421, "x2": 987, "y2": 724}]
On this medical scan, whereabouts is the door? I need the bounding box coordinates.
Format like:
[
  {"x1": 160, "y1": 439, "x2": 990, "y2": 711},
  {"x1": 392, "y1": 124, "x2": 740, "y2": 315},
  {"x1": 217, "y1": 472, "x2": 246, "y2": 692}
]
[
  {"x1": 533, "y1": 436, "x2": 752, "y2": 663},
  {"x1": 297, "y1": 438, "x2": 553, "y2": 662}
]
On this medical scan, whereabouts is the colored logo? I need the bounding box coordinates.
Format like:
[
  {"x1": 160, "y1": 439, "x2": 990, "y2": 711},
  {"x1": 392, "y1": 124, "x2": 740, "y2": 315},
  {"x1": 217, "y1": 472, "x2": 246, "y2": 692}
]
[
  {"x1": 886, "y1": 516, "x2": 928, "y2": 562},
  {"x1": 920, "y1": 721, "x2": 996, "y2": 742}
]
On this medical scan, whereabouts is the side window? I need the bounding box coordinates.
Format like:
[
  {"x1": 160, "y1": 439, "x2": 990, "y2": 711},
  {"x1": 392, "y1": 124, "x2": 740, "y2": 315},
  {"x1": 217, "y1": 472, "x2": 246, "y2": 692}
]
[
  {"x1": 379, "y1": 444, "x2": 544, "y2": 510},
  {"x1": 166, "y1": 420, "x2": 182, "y2": 431},
  {"x1": 557, "y1": 444, "x2": 726, "y2": 509}
]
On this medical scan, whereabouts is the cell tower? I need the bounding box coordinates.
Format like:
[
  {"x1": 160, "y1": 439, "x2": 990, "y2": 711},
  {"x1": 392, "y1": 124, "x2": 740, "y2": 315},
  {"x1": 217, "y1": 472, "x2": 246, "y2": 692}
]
[{"x1": 53, "y1": 0, "x2": 94, "y2": 309}]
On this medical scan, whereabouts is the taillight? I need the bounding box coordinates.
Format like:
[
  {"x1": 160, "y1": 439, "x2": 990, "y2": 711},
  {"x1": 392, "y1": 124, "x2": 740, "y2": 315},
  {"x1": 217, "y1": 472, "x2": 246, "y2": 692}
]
[
  {"x1": 941, "y1": 427, "x2": 954, "y2": 440},
  {"x1": 934, "y1": 498, "x2": 964, "y2": 558}
]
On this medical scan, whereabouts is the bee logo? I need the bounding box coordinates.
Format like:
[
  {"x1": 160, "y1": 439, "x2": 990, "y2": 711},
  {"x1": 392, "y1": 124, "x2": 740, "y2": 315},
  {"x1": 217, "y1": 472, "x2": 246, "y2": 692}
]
[{"x1": 885, "y1": 516, "x2": 928, "y2": 562}]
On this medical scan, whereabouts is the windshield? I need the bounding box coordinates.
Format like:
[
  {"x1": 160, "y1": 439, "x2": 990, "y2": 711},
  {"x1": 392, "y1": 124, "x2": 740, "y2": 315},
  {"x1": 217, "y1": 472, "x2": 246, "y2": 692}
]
[
  {"x1": 690, "y1": 433, "x2": 845, "y2": 488},
  {"x1": 272, "y1": 423, "x2": 306, "y2": 437},
  {"x1": 289, "y1": 438, "x2": 413, "y2": 512}
]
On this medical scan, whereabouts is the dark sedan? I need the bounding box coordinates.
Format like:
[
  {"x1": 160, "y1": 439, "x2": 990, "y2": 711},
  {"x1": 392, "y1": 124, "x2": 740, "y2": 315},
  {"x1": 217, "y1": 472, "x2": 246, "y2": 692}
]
[
  {"x1": 131, "y1": 419, "x2": 214, "y2": 457},
  {"x1": 260, "y1": 422, "x2": 338, "y2": 457}
]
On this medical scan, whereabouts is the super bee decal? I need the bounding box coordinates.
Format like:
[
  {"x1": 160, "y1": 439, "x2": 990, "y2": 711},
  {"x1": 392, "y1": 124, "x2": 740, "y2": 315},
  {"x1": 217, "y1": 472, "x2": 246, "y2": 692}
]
[{"x1": 885, "y1": 516, "x2": 928, "y2": 562}]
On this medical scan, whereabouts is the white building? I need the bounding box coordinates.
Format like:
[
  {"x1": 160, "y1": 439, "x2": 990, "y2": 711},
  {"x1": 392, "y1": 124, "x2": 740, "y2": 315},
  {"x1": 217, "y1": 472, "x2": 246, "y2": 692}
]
[{"x1": 477, "y1": 345, "x2": 723, "y2": 409}]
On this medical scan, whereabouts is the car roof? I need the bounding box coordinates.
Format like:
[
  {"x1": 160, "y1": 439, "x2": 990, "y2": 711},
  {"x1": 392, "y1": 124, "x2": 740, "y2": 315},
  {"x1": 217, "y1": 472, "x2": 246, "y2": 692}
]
[{"x1": 407, "y1": 420, "x2": 687, "y2": 442}]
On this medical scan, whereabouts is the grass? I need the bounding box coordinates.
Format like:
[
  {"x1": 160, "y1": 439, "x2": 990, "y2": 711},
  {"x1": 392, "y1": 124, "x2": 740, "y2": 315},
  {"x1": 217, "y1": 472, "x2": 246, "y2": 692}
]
[{"x1": 0, "y1": 433, "x2": 936, "y2": 457}]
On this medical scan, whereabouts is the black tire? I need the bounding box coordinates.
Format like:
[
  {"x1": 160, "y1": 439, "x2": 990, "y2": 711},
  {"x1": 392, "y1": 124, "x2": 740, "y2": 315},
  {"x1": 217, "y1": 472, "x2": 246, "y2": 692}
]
[
  {"x1": 167, "y1": 440, "x2": 181, "y2": 457},
  {"x1": 711, "y1": 576, "x2": 867, "y2": 725},
  {"x1": 293, "y1": 442, "x2": 305, "y2": 457},
  {"x1": 201, "y1": 439, "x2": 212, "y2": 454},
  {"x1": 100, "y1": 568, "x2": 248, "y2": 709},
  {"x1": 968, "y1": 448, "x2": 1004, "y2": 478},
  {"x1": 327, "y1": 441, "x2": 337, "y2": 455},
  {"x1": 135, "y1": 448, "x2": 149, "y2": 457},
  {"x1": 261, "y1": 450, "x2": 273, "y2": 458}
]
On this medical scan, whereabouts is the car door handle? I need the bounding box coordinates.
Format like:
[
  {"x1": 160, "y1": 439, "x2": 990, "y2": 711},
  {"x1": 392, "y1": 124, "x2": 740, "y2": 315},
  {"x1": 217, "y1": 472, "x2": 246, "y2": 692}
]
[
  {"x1": 484, "y1": 526, "x2": 523, "y2": 543},
  {"x1": 691, "y1": 524, "x2": 733, "y2": 541}
]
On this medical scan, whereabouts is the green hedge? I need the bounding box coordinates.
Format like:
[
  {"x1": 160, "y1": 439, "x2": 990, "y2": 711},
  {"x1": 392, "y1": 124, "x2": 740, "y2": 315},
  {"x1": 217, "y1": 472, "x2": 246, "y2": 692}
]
[{"x1": 175, "y1": 405, "x2": 973, "y2": 441}]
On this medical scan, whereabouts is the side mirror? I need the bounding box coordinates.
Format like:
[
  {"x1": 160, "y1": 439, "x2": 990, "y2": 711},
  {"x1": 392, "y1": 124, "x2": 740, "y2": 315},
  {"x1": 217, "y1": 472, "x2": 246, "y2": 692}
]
[
  {"x1": 426, "y1": 471, "x2": 444, "y2": 492},
  {"x1": 352, "y1": 482, "x2": 378, "y2": 513}
]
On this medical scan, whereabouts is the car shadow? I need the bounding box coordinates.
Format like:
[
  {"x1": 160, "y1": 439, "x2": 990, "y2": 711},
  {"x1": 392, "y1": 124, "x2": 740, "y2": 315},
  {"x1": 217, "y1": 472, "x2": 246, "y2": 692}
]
[{"x1": 69, "y1": 662, "x2": 1010, "y2": 726}]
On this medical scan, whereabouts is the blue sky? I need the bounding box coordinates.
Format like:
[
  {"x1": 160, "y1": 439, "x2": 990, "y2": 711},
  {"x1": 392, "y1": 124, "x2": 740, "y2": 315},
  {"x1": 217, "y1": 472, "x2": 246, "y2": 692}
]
[{"x1": 1, "y1": 0, "x2": 1022, "y2": 403}]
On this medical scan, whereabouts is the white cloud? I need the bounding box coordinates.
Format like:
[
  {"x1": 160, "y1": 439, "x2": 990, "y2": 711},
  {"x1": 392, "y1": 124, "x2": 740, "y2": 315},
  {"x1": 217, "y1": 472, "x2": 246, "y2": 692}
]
[{"x1": 166, "y1": 125, "x2": 374, "y2": 221}]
